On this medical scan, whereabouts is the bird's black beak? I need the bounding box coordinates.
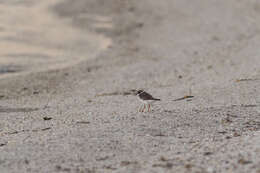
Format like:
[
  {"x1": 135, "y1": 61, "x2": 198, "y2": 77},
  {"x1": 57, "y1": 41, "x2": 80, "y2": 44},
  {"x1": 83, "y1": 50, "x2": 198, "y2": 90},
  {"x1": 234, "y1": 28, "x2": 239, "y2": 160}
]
[{"x1": 130, "y1": 89, "x2": 138, "y2": 95}]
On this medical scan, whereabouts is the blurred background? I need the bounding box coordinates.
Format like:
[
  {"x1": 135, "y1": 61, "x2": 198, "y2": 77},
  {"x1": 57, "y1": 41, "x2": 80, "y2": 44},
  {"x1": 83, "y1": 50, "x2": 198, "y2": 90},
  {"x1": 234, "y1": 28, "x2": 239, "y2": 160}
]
[{"x1": 0, "y1": 0, "x2": 111, "y2": 78}]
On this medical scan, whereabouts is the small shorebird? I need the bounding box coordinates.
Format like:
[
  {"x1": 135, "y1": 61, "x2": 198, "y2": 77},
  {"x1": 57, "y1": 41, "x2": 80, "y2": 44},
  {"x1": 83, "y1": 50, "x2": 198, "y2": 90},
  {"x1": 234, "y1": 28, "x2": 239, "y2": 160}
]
[{"x1": 131, "y1": 89, "x2": 160, "y2": 112}]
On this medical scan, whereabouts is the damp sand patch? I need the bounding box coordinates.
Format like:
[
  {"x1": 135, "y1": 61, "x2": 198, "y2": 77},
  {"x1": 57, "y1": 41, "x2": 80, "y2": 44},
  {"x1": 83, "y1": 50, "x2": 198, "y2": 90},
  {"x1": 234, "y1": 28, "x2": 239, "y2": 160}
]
[{"x1": 0, "y1": 0, "x2": 112, "y2": 79}]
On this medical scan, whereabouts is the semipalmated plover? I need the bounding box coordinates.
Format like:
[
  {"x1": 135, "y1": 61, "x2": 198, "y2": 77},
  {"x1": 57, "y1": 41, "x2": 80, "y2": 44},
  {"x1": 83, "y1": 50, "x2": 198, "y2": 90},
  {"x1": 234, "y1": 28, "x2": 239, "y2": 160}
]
[{"x1": 131, "y1": 89, "x2": 160, "y2": 112}]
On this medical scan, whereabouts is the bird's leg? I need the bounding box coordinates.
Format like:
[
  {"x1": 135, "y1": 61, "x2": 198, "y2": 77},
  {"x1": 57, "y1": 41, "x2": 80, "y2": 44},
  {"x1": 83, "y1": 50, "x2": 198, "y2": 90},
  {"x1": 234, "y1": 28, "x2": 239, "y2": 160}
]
[
  {"x1": 139, "y1": 104, "x2": 143, "y2": 112},
  {"x1": 146, "y1": 103, "x2": 149, "y2": 112},
  {"x1": 142, "y1": 104, "x2": 146, "y2": 112},
  {"x1": 148, "y1": 104, "x2": 151, "y2": 112}
]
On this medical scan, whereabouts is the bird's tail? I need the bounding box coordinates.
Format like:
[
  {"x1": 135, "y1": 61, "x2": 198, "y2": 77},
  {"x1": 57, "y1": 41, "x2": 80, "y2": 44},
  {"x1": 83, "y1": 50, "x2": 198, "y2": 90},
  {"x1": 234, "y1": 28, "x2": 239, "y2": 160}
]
[{"x1": 154, "y1": 98, "x2": 160, "y2": 101}]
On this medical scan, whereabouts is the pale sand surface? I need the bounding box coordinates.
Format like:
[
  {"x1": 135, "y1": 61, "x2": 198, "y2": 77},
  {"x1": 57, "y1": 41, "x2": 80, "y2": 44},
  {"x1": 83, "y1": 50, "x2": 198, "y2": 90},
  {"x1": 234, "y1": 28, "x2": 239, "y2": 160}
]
[{"x1": 0, "y1": 0, "x2": 260, "y2": 173}]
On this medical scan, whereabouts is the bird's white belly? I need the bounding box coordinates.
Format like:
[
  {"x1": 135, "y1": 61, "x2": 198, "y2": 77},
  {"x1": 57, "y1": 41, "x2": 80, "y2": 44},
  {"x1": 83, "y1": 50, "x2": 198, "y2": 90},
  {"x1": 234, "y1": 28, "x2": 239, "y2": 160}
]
[{"x1": 138, "y1": 98, "x2": 156, "y2": 104}]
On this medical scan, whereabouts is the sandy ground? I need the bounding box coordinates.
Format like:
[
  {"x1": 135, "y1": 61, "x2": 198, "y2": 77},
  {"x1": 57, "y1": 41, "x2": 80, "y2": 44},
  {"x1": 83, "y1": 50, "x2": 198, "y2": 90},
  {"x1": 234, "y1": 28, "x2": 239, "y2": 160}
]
[{"x1": 0, "y1": 0, "x2": 260, "y2": 172}]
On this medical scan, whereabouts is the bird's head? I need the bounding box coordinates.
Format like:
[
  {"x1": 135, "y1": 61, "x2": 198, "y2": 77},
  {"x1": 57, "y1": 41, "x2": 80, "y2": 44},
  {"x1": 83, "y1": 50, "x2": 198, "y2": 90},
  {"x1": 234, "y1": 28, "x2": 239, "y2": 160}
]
[{"x1": 130, "y1": 89, "x2": 144, "y2": 95}]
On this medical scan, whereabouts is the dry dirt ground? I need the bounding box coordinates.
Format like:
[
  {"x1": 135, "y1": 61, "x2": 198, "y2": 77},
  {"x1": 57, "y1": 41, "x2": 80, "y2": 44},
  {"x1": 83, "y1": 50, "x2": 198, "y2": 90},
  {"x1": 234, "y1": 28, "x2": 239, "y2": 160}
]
[{"x1": 0, "y1": 0, "x2": 260, "y2": 173}]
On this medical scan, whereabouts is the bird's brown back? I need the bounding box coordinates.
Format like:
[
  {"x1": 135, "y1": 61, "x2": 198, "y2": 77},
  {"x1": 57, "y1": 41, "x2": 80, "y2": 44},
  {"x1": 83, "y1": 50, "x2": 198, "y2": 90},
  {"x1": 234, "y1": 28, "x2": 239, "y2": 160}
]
[{"x1": 139, "y1": 91, "x2": 160, "y2": 101}]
